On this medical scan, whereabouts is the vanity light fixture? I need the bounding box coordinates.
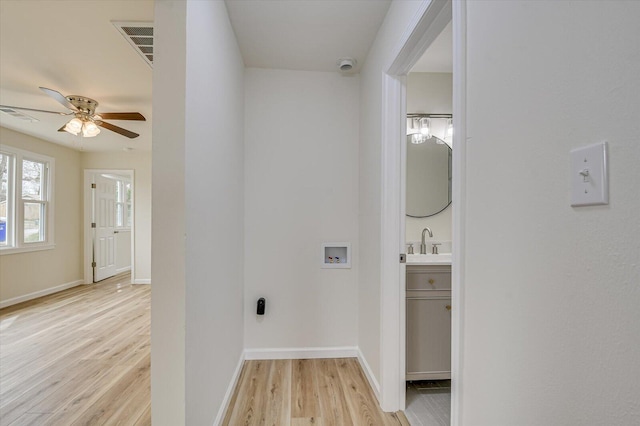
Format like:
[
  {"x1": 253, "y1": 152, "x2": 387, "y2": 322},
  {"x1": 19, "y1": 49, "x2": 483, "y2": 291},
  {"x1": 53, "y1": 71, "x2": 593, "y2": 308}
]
[
  {"x1": 407, "y1": 118, "x2": 428, "y2": 145},
  {"x1": 407, "y1": 113, "x2": 453, "y2": 146},
  {"x1": 407, "y1": 118, "x2": 428, "y2": 144}
]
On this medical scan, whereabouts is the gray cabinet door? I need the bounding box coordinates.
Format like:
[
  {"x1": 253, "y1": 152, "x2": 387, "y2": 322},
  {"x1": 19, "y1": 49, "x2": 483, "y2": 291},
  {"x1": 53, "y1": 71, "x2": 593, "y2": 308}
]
[{"x1": 406, "y1": 297, "x2": 452, "y2": 380}]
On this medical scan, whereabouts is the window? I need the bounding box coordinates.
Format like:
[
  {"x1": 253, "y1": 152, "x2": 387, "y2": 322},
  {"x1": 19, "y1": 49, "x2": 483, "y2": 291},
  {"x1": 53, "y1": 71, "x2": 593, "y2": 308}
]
[
  {"x1": 22, "y1": 159, "x2": 47, "y2": 242},
  {"x1": 0, "y1": 146, "x2": 54, "y2": 254},
  {"x1": 0, "y1": 153, "x2": 14, "y2": 247},
  {"x1": 115, "y1": 178, "x2": 132, "y2": 229}
]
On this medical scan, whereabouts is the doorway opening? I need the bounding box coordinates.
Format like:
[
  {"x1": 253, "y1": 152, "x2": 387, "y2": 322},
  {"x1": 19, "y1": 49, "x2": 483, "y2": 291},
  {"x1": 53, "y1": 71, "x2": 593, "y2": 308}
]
[
  {"x1": 403, "y1": 20, "x2": 453, "y2": 425},
  {"x1": 83, "y1": 169, "x2": 135, "y2": 284},
  {"x1": 379, "y1": 1, "x2": 466, "y2": 425}
]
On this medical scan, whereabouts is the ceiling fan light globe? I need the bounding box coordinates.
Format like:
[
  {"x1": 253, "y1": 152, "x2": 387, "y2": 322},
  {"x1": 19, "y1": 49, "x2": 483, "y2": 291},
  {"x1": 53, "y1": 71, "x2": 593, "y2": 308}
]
[
  {"x1": 64, "y1": 117, "x2": 83, "y2": 135},
  {"x1": 82, "y1": 121, "x2": 101, "y2": 137}
]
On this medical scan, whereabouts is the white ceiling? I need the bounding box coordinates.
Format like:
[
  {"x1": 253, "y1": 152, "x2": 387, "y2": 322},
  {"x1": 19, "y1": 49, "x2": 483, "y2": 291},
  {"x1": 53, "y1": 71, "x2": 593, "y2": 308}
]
[
  {"x1": 225, "y1": 0, "x2": 391, "y2": 73},
  {"x1": 411, "y1": 21, "x2": 452, "y2": 73},
  {"x1": 0, "y1": 1, "x2": 154, "y2": 152}
]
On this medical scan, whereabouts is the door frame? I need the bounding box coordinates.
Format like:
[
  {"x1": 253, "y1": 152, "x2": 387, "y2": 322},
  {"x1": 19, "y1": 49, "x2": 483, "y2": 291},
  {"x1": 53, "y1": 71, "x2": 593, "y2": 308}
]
[
  {"x1": 83, "y1": 169, "x2": 135, "y2": 284},
  {"x1": 379, "y1": 0, "x2": 466, "y2": 423}
]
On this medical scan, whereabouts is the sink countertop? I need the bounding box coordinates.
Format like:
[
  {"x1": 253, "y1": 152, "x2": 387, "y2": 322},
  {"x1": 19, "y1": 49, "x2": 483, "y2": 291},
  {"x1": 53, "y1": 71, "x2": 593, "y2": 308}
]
[{"x1": 407, "y1": 253, "x2": 452, "y2": 265}]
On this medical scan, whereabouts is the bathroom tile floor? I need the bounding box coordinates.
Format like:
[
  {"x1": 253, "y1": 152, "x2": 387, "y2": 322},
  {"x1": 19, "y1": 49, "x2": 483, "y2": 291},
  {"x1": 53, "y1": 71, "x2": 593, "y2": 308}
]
[{"x1": 404, "y1": 380, "x2": 451, "y2": 426}]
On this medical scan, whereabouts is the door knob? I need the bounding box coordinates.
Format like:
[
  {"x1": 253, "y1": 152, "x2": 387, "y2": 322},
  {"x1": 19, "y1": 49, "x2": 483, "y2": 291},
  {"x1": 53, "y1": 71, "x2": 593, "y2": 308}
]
[{"x1": 445, "y1": 305, "x2": 451, "y2": 311}]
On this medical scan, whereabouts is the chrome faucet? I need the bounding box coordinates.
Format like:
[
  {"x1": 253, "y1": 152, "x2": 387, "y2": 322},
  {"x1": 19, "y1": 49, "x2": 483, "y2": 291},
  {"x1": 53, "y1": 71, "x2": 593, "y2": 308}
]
[{"x1": 420, "y1": 227, "x2": 433, "y2": 254}]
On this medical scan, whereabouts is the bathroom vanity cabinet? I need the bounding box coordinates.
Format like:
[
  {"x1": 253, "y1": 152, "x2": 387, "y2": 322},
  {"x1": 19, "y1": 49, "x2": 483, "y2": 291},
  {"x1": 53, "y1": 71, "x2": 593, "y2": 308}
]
[{"x1": 406, "y1": 265, "x2": 451, "y2": 381}]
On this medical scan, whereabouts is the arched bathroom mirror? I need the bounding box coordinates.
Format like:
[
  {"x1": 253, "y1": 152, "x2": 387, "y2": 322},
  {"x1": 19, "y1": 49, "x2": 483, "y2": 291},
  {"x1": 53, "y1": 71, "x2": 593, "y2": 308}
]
[{"x1": 406, "y1": 115, "x2": 452, "y2": 217}]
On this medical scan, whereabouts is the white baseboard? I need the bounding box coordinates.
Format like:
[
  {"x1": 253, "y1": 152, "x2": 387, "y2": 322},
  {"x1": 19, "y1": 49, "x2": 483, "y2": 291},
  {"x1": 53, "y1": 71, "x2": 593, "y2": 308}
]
[
  {"x1": 132, "y1": 279, "x2": 151, "y2": 285},
  {"x1": 244, "y1": 346, "x2": 358, "y2": 360},
  {"x1": 116, "y1": 266, "x2": 132, "y2": 275},
  {"x1": 213, "y1": 351, "x2": 246, "y2": 426},
  {"x1": 0, "y1": 279, "x2": 83, "y2": 309},
  {"x1": 357, "y1": 347, "x2": 381, "y2": 401}
]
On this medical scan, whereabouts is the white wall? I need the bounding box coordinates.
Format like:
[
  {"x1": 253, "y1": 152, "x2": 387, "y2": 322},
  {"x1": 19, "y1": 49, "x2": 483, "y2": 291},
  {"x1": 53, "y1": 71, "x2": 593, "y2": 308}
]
[
  {"x1": 406, "y1": 72, "x2": 452, "y2": 245},
  {"x1": 0, "y1": 127, "x2": 82, "y2": 304},
  {"x1": 81, "y1": 151, "x2": 151, "y2": 282},
  {"x1": 153, "y1": 1, "x2": 245, "y2": 425},
  {"x1": 115, "y1": 230, "x2": 131, "y2": 272},
  {"x1": 462, "y1": 1, "x2": 640, "y2": 424},
  {"x1": 184, "y1": 1, "x2": 245, "y2": 425},
  {"x1": 408, "y1": 72, "x2": 452, "y2": 113},
  {"x1": 358, "y1": 0, "x2": 423, "y2": 388},
  {"x1": 244, "y1": 68, "x2": 359, "y2": 350},
  {"x1": 152, "y1": 1, "x2": 187, "y2": 423}
]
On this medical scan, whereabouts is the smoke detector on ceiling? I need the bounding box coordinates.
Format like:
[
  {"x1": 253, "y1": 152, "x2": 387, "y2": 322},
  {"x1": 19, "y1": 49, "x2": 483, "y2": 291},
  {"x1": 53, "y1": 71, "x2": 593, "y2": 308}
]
[{"x1": 337, "y1": 58, "x2": 357, "y2": 73}]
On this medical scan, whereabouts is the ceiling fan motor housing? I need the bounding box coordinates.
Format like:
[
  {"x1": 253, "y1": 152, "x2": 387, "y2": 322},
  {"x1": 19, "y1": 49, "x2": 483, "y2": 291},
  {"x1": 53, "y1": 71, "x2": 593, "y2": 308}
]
[{"x1": 66, "y1": 95, "x2": 99, "y2": 116}]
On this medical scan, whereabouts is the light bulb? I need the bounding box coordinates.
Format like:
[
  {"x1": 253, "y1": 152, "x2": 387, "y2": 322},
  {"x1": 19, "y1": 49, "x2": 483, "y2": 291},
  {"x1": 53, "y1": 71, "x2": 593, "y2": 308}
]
[
  {"x1": 407, "y1": 118, "x2": 423, "y2": 135},
  {"x1": 419, "y1": 117, "x2": 430, "y2": 137},
  {"x1": 82, "y1": 121, "x2": 101, "y2": 137},
  {"x1": 411, "y1": 133, "x2": 426, "y2": 144},
  {"x1": 407, "y1": 118, "x2": 416, "y2": 134},
  {"x1": 64, "y1": 117, "x2": 83, "y2": 135}
]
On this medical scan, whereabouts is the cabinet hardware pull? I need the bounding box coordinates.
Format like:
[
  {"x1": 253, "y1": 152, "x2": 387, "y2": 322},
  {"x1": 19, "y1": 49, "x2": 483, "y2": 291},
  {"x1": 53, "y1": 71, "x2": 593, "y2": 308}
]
[
  {"x1": 445, "y1": 305, "x2": 451, "y2": 311},
  {"x1": 428, "y1": 279, "x2": 435, "y2": 285}
]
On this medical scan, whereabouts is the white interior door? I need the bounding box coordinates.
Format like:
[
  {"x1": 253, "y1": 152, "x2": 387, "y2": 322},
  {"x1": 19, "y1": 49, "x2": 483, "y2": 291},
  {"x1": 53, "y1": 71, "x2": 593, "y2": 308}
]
[{"x1": 93, "y1": 175, "x2": 117, "y2": 282}]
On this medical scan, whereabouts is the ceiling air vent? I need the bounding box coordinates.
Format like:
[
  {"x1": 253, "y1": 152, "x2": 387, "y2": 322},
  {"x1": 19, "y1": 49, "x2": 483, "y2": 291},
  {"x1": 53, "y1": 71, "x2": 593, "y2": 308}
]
[
  {"x1": 113, "y1": 21, "x2": 154, "y2": 69},
  {"x1": 0, "y1": 107, "x2": 39, "y2": 122}
]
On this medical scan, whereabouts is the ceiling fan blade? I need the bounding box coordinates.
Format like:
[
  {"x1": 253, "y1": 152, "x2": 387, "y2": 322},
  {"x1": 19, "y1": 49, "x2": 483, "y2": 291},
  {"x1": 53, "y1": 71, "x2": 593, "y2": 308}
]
[
  {"x1": 98, "y1": 112, "x2": 146, "y2": 121},
  {"x1": 39, "y1": 87, "x2": 78, "y2": 111},
  {"x1": 96, "y1": 121, "x2": 139, "y2": 139},
  {"x1": 0, "y1": 104, "x2": 71, "y2": 115}
]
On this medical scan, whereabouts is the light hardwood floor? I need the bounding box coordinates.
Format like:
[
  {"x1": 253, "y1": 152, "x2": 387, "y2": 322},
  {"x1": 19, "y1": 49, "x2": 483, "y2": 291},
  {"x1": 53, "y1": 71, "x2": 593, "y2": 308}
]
[
  {"x1": 223, "y1": 358, "x2": 410, "y2": 426},
  {"x1": 0, "y1": 273, "x2": 150, "y2": 426}
]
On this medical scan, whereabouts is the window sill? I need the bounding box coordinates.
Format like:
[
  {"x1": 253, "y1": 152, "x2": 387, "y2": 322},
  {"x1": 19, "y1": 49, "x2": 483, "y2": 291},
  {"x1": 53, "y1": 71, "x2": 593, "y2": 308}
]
[{"x1": 0, "y1": 244, "x2": 56, "y2": 255}]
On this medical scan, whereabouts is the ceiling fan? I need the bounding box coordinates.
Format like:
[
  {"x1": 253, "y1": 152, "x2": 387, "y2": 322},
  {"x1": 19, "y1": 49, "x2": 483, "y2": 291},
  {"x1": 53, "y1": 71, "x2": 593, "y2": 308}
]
[{"x1": 0, "y1": 87, "x2": 146, "y2": 139}]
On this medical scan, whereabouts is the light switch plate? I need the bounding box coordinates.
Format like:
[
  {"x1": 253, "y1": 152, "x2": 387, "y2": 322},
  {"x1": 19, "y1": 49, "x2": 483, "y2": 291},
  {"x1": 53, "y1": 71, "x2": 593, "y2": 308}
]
[{"x1": 570, "y1": 141, "x2": 609, "y2": 206}]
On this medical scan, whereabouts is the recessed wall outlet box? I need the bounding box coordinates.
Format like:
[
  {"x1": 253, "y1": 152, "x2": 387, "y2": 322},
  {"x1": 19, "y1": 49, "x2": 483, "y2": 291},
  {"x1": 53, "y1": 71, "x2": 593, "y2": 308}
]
[
  {"x1": 321, "y1": 242, "x2": 351, "y2": 269},
  {"x1": 570, "y1": 141, "x2": 609, "y2": 207}
]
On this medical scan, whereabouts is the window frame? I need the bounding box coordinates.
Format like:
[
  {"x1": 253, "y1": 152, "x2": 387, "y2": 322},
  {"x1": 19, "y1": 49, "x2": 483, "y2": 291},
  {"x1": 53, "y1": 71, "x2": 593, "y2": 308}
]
[
  {"x1": 0, "y1": 151, "x2": 16, "y2": 248},
  {"x1": 0, "y1": 146, "x2": 55, "y2": 255}
]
